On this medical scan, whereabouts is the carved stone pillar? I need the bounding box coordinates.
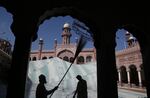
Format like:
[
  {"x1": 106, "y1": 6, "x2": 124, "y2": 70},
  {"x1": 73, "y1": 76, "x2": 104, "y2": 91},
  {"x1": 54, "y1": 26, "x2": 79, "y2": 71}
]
[
  {"x1": 137, "y1": 67, "x2": 142, "y2": 87},
  {"x1": 38, "y1": 38, "x2": 44, "y2": 60},
  {"x1": 6, "y1": 35, "x2": 33, "y2": 98},
  {"x1": 118, "y1": 69, "x2": 122, "y2": 86},
  {"x1": 126, "y1": 68, "x2": 131, "y2": 87},
  {"x1": 94, "y1": 28, "x2": 118, "y2": 98},
  {"x1": 6, "y1": 17, "x2": 38, "y2": 98}
]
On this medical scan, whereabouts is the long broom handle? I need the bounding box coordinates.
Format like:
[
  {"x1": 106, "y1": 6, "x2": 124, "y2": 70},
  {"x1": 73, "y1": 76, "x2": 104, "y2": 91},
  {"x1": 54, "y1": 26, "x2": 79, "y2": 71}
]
[
  {"x1": 57, "y1": 63, "x2": 73, "y2": 86},
  {"x1": 49, "y1": 35, "x2": 86, "y2": 98},
  {"x1": 49, "y1": 60, "x2": 75, "y2": 98}
]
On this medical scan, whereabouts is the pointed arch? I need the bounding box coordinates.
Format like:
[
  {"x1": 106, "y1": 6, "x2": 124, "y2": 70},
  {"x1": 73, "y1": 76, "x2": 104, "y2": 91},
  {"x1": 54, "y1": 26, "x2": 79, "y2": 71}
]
[
  {"x1": 129, "y1": 65, "x2": 139, "y2": 86},
  {"x1": 120, "y1": 66, "x2": 128, "y2": 83}
]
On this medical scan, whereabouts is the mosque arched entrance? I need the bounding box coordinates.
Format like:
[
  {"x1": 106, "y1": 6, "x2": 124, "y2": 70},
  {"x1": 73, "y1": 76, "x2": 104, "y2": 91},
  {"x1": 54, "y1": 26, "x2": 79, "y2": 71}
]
[{"x1": 57, "y1": 49, "x2": 74, "y2": 62}]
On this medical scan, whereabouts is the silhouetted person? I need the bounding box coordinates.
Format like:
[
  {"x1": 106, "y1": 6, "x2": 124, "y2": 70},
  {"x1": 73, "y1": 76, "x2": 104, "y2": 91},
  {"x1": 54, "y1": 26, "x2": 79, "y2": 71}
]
[
  {"x1": 73, "y1": 75, "x2": 88, "y2": 98},
  {"x1": 36, "y1": 74, "x2": 58, "y2": 98}
]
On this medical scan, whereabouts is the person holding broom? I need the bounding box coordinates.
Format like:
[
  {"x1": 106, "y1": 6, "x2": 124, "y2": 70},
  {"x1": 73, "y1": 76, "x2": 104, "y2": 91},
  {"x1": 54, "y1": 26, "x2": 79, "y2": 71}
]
[{"x1": 36, "y1": 74, "x2": 58, "y2": 98}]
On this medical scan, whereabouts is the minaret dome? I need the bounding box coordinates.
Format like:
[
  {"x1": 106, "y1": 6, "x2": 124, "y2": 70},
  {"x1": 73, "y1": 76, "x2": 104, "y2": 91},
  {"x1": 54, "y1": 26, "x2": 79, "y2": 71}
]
[{"x1": 63, "y1": 23, "x2": 70, "y2": 28}]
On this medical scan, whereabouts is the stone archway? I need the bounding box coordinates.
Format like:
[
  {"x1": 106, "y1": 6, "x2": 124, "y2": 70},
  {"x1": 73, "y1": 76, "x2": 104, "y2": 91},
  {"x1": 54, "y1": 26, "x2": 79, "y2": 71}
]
[
  {"x1": 63, "y1": 56, "x2": 69, "y2": 62},
  {"x1": 57, "y1": 49, "x2": 74, "y2": 61},
  {"x1": 0, "y1": 2, "x2": 149, "y2": 98},
  {"x1": 70, "y1": 57, "x2": 74, "y2": 63},
  {"x1": 49, "y1": 56, "x2": 53, "y2": 59},
  {"x1": 42, "y1": 56, "x2": 47, "y2": 60},
  {"x1": 120, "y1": 66, "x2": 128, "y2": 83},
  {"x1": 32, "y1": 57, "x2": 37, "y2": 61},
  {"x1": 129, "y1": 65, "x2": 139, "y2": 86},
  {"x1": 77, "y1": 56, "x2": 84, "y2": 64},
  {"x1": 86, "y1": 55, "x2": 92, "y2": 62}
]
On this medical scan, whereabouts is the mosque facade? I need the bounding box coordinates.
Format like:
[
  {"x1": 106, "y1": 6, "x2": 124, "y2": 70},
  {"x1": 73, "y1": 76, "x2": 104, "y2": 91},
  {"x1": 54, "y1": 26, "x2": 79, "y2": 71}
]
[
  {"x1": 116, "y1": 32, "x2": 145, "y2": 88},
  {"x1": 30, "y1": 23, "x2": 145, "y2": 88},
  {"x1": 30, "y1": 23, "x2": 96, "y2": 64}
]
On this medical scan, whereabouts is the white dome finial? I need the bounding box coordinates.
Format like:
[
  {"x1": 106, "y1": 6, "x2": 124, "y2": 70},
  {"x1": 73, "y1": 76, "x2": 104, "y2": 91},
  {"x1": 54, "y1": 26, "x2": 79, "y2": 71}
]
[
  {"x1": 63, "y1": 23, "x2": 70, "y2": 28},
  {"x1": 129, "y1": 36, "x2": 135, "y2": 40},
  {"x1": 39, "y1": 38, "x2": 43, "y2": 41},
  {"x1": 126, "y1": 31, "x2": 130, "y2": 34}
]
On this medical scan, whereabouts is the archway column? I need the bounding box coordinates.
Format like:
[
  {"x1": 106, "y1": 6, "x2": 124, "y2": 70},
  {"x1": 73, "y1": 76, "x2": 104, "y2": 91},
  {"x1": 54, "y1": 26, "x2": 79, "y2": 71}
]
[
  {"x1": 6, "y1": 35, "x2": 33, "y2": 98},
  {"x1": 118, "y1": 69, "x2": 122, "y2": 86},
  {"x1": 137, "y1": 67, "x2": 142, "y2": 87},
  {"x1": 126, "y1": 68, "x2": 131, "y2": 86},
  {"x1": 6, "y1": 17, "x2": 38, "y2": 98},
  {"x1": 94, "y1": 28, "x2": 118, "y2": 98}
]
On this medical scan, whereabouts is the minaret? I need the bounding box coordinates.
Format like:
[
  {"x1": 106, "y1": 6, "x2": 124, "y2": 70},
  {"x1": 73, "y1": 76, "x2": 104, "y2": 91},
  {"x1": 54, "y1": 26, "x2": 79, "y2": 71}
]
[
  {"x1": 61, "y1": 23, "x2": 72, "y2": 45},
  {"x1": 125, "y1": 31, "x2": 130, "y2": 42},
  {"x1": 38, "y1": 38, "x2": 43, "y2": 60},
  {"x1": 54, "y1": 38, "x2": 57, "y2": 56},
  {"x1": 125, "y1": 31, "x2": 135, "y2": 48},
  {"x1": 54, "y1": 38, "x2": 57, "y2": 49}
]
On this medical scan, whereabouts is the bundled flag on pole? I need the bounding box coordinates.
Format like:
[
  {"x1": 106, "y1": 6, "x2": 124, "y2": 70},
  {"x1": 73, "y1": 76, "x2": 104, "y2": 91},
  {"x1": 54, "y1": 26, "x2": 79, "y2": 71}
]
[
  {"x1": 72, "y1": 20, "x2": 93, "y2": 42},
  {"x1": 73, "y1": 35, "x2": 87, "y2": 62}
]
